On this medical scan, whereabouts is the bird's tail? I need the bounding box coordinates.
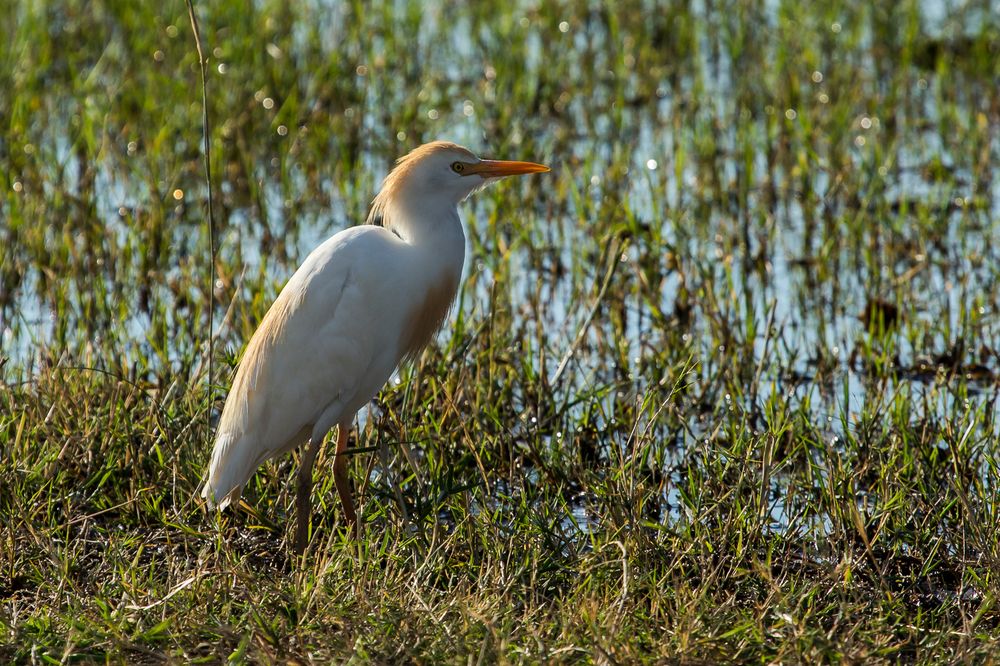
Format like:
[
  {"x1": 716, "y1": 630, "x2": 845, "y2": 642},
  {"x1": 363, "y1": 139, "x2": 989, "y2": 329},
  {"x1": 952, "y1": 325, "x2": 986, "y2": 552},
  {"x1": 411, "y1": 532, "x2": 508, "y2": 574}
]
[{"x1": 201, "y1": 431, "x2": 253, "y2": 510}]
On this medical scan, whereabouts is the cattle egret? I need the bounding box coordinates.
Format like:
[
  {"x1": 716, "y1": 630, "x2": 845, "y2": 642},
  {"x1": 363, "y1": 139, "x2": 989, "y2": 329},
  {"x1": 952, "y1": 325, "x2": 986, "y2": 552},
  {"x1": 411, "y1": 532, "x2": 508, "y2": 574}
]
[{"x1": 201, "y1": 141, "x2": 549, "y2": 552}]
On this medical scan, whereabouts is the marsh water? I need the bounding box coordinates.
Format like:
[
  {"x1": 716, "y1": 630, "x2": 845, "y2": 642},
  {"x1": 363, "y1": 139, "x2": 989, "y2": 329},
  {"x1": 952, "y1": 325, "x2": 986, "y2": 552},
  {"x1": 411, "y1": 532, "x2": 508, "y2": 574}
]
[{"x1": 1, "y1": 1, "x2": 998, "y2": 533}]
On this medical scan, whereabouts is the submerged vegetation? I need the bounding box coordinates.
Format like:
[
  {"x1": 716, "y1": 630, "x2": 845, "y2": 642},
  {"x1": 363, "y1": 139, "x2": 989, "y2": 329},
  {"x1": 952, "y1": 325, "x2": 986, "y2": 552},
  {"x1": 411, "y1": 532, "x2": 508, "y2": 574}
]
[{"x1": 2, "y1": 0, "x2": 999, "y2": 661}]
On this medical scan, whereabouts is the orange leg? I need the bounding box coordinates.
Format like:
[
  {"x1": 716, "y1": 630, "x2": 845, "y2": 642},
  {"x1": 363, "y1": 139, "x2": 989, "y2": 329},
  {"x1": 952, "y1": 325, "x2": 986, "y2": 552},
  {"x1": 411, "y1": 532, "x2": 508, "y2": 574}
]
[{"x1": 333, "y1": 422, "x2": 358, "y2": 536}]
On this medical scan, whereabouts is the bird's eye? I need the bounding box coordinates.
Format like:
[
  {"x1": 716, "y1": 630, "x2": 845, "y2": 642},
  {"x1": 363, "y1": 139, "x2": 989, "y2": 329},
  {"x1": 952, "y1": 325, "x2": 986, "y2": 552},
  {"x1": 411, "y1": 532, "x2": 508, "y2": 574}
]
[{"x1": 451, "y1": 161, "x2": 465, "y2": 173}]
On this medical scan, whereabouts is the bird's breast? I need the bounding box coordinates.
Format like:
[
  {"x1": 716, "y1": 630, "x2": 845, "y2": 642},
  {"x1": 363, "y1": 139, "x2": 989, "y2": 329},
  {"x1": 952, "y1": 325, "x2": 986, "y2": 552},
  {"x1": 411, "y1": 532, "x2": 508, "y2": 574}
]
[{"x1": 399, "y1": 271, "x2": 460, "y2": 360}]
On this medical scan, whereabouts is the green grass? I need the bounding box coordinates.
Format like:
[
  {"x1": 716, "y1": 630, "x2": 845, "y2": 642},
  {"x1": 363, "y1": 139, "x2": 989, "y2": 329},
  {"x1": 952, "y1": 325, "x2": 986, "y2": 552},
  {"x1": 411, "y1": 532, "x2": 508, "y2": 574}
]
[{"x1": 2, "y1": 0, "x2": 999, "y2": 662}]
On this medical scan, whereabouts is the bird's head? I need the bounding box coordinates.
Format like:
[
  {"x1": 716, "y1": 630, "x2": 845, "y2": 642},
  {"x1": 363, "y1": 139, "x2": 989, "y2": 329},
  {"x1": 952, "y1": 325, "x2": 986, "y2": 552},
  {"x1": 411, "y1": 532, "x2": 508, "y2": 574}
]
[{"x1": 367, "y1": 141, "x2": 549, "y2": 230}]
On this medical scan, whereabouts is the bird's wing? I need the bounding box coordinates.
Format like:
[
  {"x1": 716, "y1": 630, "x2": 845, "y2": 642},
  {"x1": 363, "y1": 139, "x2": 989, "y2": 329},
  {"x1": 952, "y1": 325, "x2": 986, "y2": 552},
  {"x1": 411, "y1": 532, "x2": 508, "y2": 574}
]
[{"x1": 202, "y1": 226, "x2": 406, "y2": 508}]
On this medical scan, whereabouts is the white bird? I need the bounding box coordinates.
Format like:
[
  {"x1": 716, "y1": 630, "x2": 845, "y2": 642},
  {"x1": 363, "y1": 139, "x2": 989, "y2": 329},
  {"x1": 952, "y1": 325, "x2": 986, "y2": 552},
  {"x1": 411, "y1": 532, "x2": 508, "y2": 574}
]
[{"x1": 201, "y1": 141, "x2": 549, "y2": 552}]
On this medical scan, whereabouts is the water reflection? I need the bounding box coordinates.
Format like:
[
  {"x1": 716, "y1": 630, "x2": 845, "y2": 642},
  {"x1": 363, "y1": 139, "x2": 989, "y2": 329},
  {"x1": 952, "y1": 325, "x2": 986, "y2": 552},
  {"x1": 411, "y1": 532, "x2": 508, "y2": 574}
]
[{"x1": 2, "y1": 0, "x2": 998, "y2": 535}]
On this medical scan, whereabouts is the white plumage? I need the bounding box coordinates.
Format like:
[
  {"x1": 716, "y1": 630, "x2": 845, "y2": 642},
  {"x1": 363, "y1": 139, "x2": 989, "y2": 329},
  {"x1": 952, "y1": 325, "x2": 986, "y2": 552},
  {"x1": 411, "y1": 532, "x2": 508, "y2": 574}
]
[{"x1": 201, "y1": 141, "x2": 548, "y2": 551}]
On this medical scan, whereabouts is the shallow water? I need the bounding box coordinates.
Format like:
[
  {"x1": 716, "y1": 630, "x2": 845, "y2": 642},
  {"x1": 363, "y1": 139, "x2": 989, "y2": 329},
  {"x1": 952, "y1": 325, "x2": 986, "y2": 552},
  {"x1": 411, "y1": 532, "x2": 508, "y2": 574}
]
[{"x1": 1, "y1": 0, "x2": 998, "y2": 537}]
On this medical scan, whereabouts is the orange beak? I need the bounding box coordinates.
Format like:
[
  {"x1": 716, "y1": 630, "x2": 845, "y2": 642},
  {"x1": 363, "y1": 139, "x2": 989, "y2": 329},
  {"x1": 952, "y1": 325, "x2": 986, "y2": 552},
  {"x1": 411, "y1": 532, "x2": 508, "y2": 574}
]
[{"x1": 467, "y1": 159, "x2": 550, "y2": 178}]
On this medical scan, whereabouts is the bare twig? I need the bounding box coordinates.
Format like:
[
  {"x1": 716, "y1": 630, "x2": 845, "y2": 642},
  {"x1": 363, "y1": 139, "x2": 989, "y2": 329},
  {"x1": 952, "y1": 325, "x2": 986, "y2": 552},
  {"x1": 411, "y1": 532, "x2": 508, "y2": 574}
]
[
  {"x1": 184, "y1": 0, "x2": 218, "y2": 417},
  {"x1": 550, "y1": 235, "x2": 626, "y2": 387}
]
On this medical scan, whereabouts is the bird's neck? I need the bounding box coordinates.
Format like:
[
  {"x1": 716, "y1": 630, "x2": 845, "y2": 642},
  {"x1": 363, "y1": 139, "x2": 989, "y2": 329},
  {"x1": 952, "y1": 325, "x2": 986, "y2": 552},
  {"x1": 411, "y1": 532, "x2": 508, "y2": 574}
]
[{"x1": 379, "y1": 197, "x2": 466, "y2": 251}]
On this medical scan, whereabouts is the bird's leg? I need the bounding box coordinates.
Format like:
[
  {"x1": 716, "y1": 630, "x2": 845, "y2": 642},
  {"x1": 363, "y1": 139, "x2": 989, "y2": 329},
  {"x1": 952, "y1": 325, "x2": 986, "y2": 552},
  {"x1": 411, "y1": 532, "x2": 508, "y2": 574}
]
[
  {"x1": 294, "y1": 436, "x2": 321, "y2": 555},
  {"x1": 333, "y1": 423, "x2": 358, "y2": 536}
]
